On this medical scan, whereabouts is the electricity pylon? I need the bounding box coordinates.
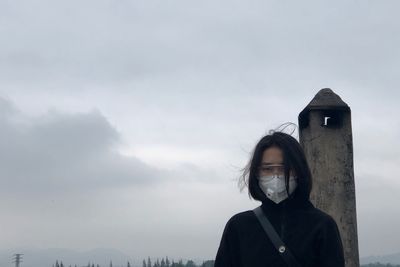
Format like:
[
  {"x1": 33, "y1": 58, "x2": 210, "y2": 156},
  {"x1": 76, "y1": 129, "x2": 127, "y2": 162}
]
[{"x1": 12, "y1": 254, "x2": 23, "y2": 267}]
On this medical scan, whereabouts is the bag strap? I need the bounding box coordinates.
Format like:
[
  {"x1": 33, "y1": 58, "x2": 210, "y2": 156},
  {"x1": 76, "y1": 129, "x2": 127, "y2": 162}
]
[{"x1": 253, "y1": 206, "x2": 301, "y2": 267}]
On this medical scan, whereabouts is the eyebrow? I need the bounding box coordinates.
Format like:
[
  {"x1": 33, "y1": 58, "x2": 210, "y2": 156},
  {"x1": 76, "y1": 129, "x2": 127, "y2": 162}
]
[{"x1": 261, "y1": 162, "x2": 284, "y2": 166}]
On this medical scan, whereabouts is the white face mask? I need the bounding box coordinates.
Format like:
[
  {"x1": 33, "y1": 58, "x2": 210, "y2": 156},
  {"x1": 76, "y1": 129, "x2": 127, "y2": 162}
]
[{"x1": 258, "y1": 175, "x2": 297, "y2": 204}]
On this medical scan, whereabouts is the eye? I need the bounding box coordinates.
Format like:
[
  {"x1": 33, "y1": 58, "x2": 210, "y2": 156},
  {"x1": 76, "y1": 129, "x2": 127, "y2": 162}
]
[{"x1": 259, "y1": 167, "x2": 272, "y2": 172}]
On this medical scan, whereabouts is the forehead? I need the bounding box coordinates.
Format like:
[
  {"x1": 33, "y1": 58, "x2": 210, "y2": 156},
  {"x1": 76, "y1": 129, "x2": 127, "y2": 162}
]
[{"x1": 261, "y1": 146, "x2": 284, "y2": 164}]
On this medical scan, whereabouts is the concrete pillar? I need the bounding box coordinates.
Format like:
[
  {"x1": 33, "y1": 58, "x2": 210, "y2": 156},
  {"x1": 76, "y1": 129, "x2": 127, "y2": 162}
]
[{"x1": 298, "y1": 88, "x2": 359, "y2": 267}]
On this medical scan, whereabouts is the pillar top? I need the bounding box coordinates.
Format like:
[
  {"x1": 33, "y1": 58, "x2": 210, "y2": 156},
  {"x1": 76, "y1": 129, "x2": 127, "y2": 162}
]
[
  {"x1": 304, "y1": 88, "x2": 349, "y2": 110},
  {"x1": 298, "y1": 88, "x2": 350, "y2": 129}
]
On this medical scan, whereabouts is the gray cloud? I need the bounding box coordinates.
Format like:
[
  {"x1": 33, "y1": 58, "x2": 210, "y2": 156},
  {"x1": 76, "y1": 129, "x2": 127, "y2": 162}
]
[{"x1": 0, "y1": 97, "x2": 166, "y2": 197}]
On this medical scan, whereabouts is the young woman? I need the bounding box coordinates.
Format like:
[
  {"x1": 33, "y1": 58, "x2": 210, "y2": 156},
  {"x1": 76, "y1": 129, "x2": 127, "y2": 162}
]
[{"x1": 214, "y1": 131, "x2": 345, "y2": 267}]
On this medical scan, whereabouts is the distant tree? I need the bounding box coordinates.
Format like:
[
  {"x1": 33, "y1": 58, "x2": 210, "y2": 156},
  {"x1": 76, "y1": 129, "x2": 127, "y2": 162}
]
[
  {"x1": 92, "y1": 263, "x2": 95, "y2": 267},
  {"x1": 201, "y1": 260, "x2": 214, "y2": 267},
  {"x1": 110, "y1": 261, "x2": 113, "y2": 267},
  {"x1": 161, "y1": 258, "x2": 166, "y2": 267},
  {"x1": 165, "y1": 257, "x2": 170, "y2": 267},
  {"x1": 143, "y1": 259, "x2": 147, "y2": 267},
  {"x1": 147, "y1": 257, "x2": 152, "y2": 267},
  {"x1": 127, "y1": 261, "x2": 131, "y2": 267},
  {"x1": 97, "y1": 264, "x2": 100, "y2": 267},
  {"x1": 87, "y1": 262, "x2": 91, "y2": 267},
  {"x1": 60, "y1": 261, "x2": 64, "y2": 267},
  {"x1": 56, "y1": 260, "x2": 60, "y2": 267},
  {"x1": 185, "y1": 260, "x2": 196, "y2": 267}
]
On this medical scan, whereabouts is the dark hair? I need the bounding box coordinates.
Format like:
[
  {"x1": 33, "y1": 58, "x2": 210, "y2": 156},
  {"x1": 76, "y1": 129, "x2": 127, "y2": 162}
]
[{"x1": 239, "y1": 128, "x2": 313, "y2": 203}]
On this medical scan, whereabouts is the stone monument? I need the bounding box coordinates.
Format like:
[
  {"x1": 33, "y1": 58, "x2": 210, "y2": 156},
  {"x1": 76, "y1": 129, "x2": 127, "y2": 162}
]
[{"x1": 298, "y1": 88, "x2": 359, "y2": 267}]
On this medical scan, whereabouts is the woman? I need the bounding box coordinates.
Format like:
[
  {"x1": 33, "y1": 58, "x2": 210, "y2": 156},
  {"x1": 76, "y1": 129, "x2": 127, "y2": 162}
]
[{"x1": 214, "y1": 130, "x2": 345, "y2": 267}]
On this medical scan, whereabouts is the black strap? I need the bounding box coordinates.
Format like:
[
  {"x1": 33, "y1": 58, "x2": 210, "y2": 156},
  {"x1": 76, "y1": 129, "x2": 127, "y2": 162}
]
[{"x1": 253, "y1": 206, "x2": 301, "y2": 267}]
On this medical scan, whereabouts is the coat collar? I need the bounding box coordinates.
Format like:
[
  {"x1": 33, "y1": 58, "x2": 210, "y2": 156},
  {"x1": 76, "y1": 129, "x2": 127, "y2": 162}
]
[{"x1": 260, "y1": 193, "x2": 314, "y2": 215}]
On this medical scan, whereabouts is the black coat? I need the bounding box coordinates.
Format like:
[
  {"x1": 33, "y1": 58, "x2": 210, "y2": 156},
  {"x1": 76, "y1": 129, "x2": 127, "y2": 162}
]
[{"x1": 214, "y1": 196, "x2": 345, "y2": 267}]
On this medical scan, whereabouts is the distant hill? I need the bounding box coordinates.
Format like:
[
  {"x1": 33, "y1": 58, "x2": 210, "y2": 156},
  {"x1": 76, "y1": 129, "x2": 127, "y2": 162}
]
[{"x1": 361, "y1": 252, "x2": 400, "y2": 265}]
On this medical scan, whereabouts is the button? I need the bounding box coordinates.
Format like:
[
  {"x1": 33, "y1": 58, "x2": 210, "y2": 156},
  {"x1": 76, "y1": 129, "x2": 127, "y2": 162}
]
[{"x1": 279, "y1": 246, "x2": 286, "y2": 253}]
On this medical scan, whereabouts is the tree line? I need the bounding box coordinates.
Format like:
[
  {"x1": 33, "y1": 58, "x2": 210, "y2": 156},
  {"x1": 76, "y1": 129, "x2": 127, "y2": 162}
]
[
  {"x1": 141, "y1": 257, "x2": 213, "y2": 267},
  {"x1": 53, "y1": 258, "x2": 215, "y2": 267}
]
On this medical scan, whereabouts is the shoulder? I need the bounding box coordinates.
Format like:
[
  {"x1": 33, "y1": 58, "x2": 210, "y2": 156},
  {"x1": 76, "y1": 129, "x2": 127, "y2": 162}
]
[
  {"x1": 284, "y1": 202, "x2": 341, "y2": 234},
  {"x1": 223, "y1": 209, "x2": 258, "y2": 231},
  {"x1": 313, "y1": 207, "x2": 339, "y2": 223},
  {"x1": 304, "y1": 206, "x2": 340, "y2": 231},
  {"x1": 230, "y1": 209, "x2": 256, "y2": 221}
]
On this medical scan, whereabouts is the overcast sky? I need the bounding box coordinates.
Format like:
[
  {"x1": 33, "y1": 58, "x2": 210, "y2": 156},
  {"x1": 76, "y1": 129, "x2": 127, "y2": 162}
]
[{"x1": 1, "y1": 0, "x2": 400, "y2": 262}]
